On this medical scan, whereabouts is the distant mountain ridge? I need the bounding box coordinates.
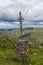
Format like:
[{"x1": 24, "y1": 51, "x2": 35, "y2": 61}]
[{"x1": 0, "y1": 27, "x2": 34, "y2": 31}]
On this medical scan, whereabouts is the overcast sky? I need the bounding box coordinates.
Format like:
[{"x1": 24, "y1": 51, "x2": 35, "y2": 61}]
[{"x1": 0, "y1": 0, "x2": 43, "y2": 29}]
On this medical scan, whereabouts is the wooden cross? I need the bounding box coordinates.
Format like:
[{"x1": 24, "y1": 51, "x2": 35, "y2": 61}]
[
  {"x1": 16, "y1": 12, "x2": 28, "y2": 60},
  {"x1": 19, "y1": 12, "x2": 24, "y2": 40}
]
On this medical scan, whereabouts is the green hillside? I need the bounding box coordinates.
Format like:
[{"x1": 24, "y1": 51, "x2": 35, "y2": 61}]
[
  {"x1": 0, "y1": 28, "x2": 43, "y2": 65},
  {"x1": 0, "y1": 28, "x2": 43, "y2": 43},
  {"x1": 22, "y1": 28, "x2": 43, "y2": 43}
]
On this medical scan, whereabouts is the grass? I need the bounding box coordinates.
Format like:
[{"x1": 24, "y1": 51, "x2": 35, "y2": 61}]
[
  {"x1": 0, "y1": 28, "x2": 43, "y2": 65},
  {"x1": 29, "y1": 43, "x2": 43, "y2": 65},
  {"x1": 0, "y1": 37, "x2": 43, "y2": 65}
]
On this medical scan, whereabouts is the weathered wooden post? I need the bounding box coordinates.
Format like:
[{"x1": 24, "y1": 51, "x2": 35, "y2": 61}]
[
  {"x1": 19, "y1": 11, "x2": 23, "y2": 40},
  {"x1": 16, "y1": 12, "x2": 28, "y2": 60}
]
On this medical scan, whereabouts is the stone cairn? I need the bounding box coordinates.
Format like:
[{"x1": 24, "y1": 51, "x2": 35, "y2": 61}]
[{"x1": 16, "y1": 40, "x2": 28, "y2": 60}]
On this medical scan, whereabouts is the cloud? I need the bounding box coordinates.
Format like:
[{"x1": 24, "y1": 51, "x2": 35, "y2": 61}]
[
  {"x1": 0, "y1": 0, "x2": 43, "y2": 20},
  {"x1": 0, "y1": 0, "x2": 43, "y2": 28},
  {"x1": 0, "y1": 22, "x2": 20, "y2": 29}
]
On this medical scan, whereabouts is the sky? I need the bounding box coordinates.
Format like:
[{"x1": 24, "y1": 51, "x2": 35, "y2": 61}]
[{"x1": 0, "y1": 0, "x2": 43, "y2": 29}]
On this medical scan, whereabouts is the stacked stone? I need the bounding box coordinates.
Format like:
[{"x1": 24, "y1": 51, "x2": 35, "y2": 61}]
[{"x1": 16, "y1": 40, "x2": 28, "y2": 60}]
